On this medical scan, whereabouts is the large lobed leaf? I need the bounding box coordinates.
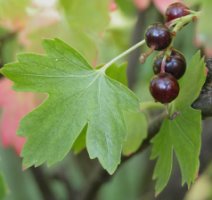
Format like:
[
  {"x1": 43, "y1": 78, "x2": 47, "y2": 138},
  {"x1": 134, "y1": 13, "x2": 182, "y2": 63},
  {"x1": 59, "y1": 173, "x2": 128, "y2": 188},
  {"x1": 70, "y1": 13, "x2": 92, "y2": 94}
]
[
  {"x1": 1, "y1": 38, "x2": 140, "y2": 174},
  {"x1": 72, "y1": 63, "x2": 148, "y2": 156},
  {"x1": 151, "y1": 51, "x2": 206, "y2": 194}
]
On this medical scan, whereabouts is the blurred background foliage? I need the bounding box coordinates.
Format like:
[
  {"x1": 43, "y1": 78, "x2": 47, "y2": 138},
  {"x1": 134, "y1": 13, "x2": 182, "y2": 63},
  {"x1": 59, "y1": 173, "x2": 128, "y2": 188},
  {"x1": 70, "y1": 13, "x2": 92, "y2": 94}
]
[{"x1": 0, "y1": 0, "x2": 212, "y2": 199}]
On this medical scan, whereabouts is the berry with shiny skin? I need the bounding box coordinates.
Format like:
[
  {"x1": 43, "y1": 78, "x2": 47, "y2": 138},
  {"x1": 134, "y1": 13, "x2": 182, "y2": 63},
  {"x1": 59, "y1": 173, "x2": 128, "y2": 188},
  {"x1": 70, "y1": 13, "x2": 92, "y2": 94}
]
[
  {"x1": 145, "y1": 23, "x2": 172, "y2": 51},
  {"x1": 153, "y1": 50, "x2": 186, "y2": 79},
  {"x1": 150, "y1": 73, "x2": 179, "y2": 103},
  {"x1": 165, "y1": 2, "x2": 190, "y2": 22}
]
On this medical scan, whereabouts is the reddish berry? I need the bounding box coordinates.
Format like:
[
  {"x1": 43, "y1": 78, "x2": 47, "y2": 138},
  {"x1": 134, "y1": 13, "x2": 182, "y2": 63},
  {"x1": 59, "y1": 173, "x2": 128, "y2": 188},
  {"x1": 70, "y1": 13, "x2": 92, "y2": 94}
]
[
  {"x1": 145, "y1": 23, "x2": 172, "y2": 51},
  {"x1": 165, "y1": 2, "x2": 190, "y2": 22},
  {"x1": 150, "y1": 73, "x2": 179, "y2": 103},
  {"x1": 153, "y1": 50, "x2": 186, "y2": 79}
]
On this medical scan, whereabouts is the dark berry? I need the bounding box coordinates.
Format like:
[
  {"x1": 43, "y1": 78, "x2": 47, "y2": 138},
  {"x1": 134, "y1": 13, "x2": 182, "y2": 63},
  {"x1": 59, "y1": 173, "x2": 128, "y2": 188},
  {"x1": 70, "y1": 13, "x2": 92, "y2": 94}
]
[
  {"x1": 150, "y1": 73, "x2": 179, "y2": 103},
  {"x1": 145, "y1": 23, "x2": 172, "y2": 51},
  {"x1": 165, "y1": 2, "x2": 190, "y2": 22},
  {"x1": 153, "y1": 50, "x2": 186, "y2": 79}
]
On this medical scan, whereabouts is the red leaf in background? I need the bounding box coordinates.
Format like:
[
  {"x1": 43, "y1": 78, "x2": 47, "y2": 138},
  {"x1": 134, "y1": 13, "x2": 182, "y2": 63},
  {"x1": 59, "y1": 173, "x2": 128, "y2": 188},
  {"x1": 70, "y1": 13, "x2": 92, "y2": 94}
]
[
  {"x1": 0, "y1": 79, "x2": 38, "y2": 155},
  {"x1": 133, "y1": 0, "x2": 182, "y2": 13},
  {"x1": 153, "y1": 0, "x2": 182, "y2": 14},
  {"x1": 109, "y1": 0, "x2": 117, "y2": 12},
  {"x1": 133, "y1": 0, "x2": 151, "y2": 11}
]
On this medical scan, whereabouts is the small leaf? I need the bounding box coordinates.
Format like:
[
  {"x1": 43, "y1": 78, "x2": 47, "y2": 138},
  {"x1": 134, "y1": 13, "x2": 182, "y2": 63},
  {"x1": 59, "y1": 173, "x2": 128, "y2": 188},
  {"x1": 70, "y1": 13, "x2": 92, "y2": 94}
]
[
  {"x1": 123, "y1": 111, "x2": 147, "y2": 155},
  {"x1": 1, "y1": 38, "x2": 139, "y2": 174},
  {"x1": 174, "y1": 51, "x2": 206, "y2": 110},
  {"x1": 151, "y1": 108, "x2": 201, "y2": 194},
  {"x1": 151, "y1": 51, "x2": 206, "y2": 194}
]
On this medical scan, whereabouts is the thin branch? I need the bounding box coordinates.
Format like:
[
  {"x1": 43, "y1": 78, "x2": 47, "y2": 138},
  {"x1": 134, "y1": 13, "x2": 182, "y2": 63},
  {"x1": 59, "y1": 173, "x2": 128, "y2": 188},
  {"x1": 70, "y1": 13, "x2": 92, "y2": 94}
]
[
  {"x1": 192, "y1": 59, "x2": 212, "y2": 117},
  {"x1": 0, "y1": 31, "x2": 17, "y2": 42},
  {"x1": 127, "y1": 10, "x2": 147, "y2": 89}
]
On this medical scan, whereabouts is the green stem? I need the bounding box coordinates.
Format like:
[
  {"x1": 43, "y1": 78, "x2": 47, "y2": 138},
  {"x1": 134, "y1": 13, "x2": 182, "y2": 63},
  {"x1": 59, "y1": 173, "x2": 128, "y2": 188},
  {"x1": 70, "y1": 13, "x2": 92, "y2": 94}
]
[
  {"x1": 99, "y1": 39, "x2": 146, "y2": 73},
  {"x1": 169, "y1": 11, "x2": 201, "y2": 31},
  {"x1": 98, "y1": 11, "x2": 200, "y2": 74},
  {"x1": 161, "y1": 11, "x2": 201, "y2": 72}
]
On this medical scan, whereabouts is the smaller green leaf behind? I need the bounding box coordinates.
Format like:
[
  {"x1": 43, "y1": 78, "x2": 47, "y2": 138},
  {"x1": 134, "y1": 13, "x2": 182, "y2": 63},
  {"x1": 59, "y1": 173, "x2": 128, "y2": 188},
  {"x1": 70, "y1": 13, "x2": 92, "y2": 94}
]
[
  {"x1": 123, "y1": 111, "x2": 147, "y2": 155},
  {"x1": 151, "y1": 51, "x2": 206, "y2": 194},
  {"x1": 174, "y1": 51, "x2": 206, "y2": 110},
  {"x1": 106, "y1": 63, "x2": 128, "y2": 86},
  {"x1": 151, "y1": 108, "x2": 201, "y2": 194}
]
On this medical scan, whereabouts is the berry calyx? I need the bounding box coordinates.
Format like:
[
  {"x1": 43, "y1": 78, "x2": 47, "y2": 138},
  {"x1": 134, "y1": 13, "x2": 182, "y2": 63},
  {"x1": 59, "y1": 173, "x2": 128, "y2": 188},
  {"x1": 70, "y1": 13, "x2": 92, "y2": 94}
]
[
  {"x1": 153, "y1": 50, "x2": 186, "y2": 79},
  {"x1": 145, "y1": 23, "x2": 172, "y2": 51},
  {"x1": 150, "y1": 73, "x2": 179, "y2": 103},
  {"x1": 165, "y1": 2, "x2": 190, "y2": 22}
]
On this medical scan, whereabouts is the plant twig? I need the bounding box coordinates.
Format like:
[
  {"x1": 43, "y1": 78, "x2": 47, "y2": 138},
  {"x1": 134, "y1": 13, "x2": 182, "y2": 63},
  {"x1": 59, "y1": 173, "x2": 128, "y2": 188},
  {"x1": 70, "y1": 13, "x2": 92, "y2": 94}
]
[
  {"x1": 193, "y1": 59, "x2": 212, "y2": 117},
  {"x1": 127, "y1": 10, "x2": 148, "y2": 89}
]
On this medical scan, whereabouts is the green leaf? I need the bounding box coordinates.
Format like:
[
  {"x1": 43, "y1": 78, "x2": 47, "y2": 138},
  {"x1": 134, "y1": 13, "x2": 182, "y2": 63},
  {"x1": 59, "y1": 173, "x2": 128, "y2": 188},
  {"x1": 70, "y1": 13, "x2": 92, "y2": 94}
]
[
  {"x1": 174, "y1": 51, "x2": 206, "y2": 110},
  {"x1": 1, "y1": 38, "x2": 139, "y2": 174},
  {"x1": 151, "y1": 51, "x2": 206, "y2": 194},
  {"x1": 122, "y1": 111, "x2": 147, "y2": 155},
  {"x1": 72, "y1": 63, "x2": 128, "y2": 154},
  {"x1": 106, "y1": 63, "x2": 128, "y2": 86},
  {"x1": 151, "y1": 108, "x2": 201, "y2": 194}
]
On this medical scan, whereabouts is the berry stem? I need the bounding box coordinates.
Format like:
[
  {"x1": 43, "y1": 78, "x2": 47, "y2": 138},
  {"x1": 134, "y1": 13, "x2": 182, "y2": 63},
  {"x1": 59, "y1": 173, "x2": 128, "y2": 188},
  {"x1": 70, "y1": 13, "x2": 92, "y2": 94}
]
[
  {"x1": 139, "y1": 47, "x2": 155, "y2": 64},
  {"x1": 160, "y1": 11, "x2": 200, "y2": 73},
  {"x1": 99, "y1": 39, "x2": 146, "y2": 73},
  {"x1": 160, "y1": 55, "x2": 167, "y2": 73},
  {"x1": 168, "y1": 11, "x2": 201, "y2": 31}
]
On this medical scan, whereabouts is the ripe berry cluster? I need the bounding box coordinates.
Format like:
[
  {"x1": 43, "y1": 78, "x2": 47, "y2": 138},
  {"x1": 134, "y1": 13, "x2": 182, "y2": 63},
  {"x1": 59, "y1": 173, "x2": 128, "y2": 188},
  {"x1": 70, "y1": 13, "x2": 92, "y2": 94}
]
[{"x1": 145, "y1": 2, "x2": 189, "y2": 104}]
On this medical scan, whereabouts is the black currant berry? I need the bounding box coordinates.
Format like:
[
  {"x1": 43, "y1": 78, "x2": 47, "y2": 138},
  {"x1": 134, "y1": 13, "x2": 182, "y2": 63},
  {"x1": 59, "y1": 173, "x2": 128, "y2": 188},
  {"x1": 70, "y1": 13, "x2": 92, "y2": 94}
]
[
  {"x1": 153, "y1": 50, "x2": 186, "y2": 79},
  {"x1": 145, "y1": 23, "x2": 172, "y2": 51},
  {"x1": 165, "y1": 2, "x2": 190, "y2": 22},
  {"x1": 150, "y1": 73, "x2": 179, "y2": 103}
]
